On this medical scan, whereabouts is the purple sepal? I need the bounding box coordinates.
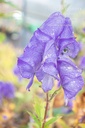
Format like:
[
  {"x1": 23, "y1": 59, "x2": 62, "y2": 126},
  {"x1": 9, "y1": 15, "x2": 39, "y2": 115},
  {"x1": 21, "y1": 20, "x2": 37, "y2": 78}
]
[{"x1": 26, "y1": 75, "x2": 34, "y2": 91}]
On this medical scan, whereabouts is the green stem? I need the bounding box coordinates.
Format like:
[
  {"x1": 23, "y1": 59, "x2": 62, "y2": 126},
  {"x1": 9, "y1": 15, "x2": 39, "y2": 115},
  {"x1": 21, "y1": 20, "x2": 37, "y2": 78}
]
[
  {"x1": 42, "y1": 93, "x2": 49, "y2": 128},
  {"x1": 49, "y1": 87, "x2": 61, "y2": 101},
  {"x1": 61, "y1": 0, "x2": 65, "y2": 13}
]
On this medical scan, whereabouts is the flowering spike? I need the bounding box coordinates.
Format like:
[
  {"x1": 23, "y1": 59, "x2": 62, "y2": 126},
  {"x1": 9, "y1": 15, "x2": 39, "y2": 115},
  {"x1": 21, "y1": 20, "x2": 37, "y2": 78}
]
[{"x1": 17, "y1": 12, "x2": 84, "y2": 106}]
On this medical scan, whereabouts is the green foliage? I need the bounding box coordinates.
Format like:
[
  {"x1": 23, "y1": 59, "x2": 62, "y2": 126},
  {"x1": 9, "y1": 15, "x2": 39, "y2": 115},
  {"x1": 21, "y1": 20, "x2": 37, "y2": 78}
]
[
  {"x1": 0, "y1": 12, "x2": 14, "y2": 19},
  {"x1": 0, "y1": 32, "x2": 6, "y2": 43},
  {"x1": 27, "y1": 111, "x2": 41, "y2": 128},
  {"x1": 27, "y1": 96, "x2": 45, "y2": 127},
  {"x1": 62, "y1": 4, "x2": 70, "y2": 14},
  {"x1": 49, "y1": 86, "x2": 62, "y2": 101},
  {"x1": 61, "y1": 0, "x2": 70, "y2": 14},
  {"x1": 27, "y1": 95, "x2": 61, "y2": 128},
  {"x1": 45, "y1": 115, "x2": 61, "y2": 128},
  {"x1": 33, "y1": 96, "x2": 45, "y2": 120}
]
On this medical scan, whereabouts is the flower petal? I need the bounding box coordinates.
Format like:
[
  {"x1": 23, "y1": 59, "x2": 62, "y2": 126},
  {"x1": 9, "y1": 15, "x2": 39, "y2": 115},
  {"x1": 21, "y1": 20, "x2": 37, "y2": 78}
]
[
  {"x1": 34, "y1": 28, "x2": 51, "y2": 43},
  {"x1": 13, "y1": 65, "x2": 22, "y2": 81},
  {"x1": 18, "y1": 35, "x2": 45, "y2": 80},
  {"x1": 58, "y1": 56, "x2": 82, "y2": 80},
  {"x1": 18, "y1": 58, "x2": 34, "y2": 78},
  {"x1": 58, "y1": 39, "x2": 80, "y2": 58},
  {"x1": 42, "y1": 40, "x2": 58, "y2": 77},
  {"x1": 80, "y1": 56, "x2": 85, "y2": 70},
  {"x1": 42, "y1": 74, "x2": 54, "y2": 92},
  {"x1": 40, "y1": 12, "x2": 65, "y2": 39},
  {"x1": 26, "y1": 75, "x2": 34, "y2": 91},
  {"x1": 64, "y1": 96, "x2": 74, "y2": 108},
  {"x1": 57, "y1": 56, "x2": 84, "y2": 99},
  {"x1": 63, "y1": 76, "x2": 84, "y2": 99},
  {"x1": 42, "y1": 62, "x2": 58, "y2": 79},
  {"x1": 36, "y1": 40, "x2": 59, "y2": 82},
  {"x1": 60, "y1": 17, "x2": 74, "y2": 39},
  {"x1": 36, "y1": 67, "x2": 45, "y2": 81}
]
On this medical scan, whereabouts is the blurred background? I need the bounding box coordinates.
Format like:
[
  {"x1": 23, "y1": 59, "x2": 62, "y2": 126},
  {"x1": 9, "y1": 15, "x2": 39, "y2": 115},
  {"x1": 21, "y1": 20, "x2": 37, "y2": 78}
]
[{"x1": 0, "y1": 0, "x2": 85, "y2": 128}]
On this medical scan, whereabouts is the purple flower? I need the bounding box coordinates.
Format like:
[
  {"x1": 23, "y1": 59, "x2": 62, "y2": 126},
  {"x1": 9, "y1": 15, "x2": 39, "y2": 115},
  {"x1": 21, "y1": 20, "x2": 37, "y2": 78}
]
[
  {"x1": 13, "y1": 65, "x2": 22, "y2": 81},
  {"x1": 0, "y1": 81, "x2": 15, "y2": 101},
  {"x1": 36, "y1": 39, "x2": 59, "y2": 92},
  {"x1": 39, "y1": 12, "x2": 65, "y2": 39},
  {"x1": 59, "y1": 17, "x2": 74, "y2": 39},
  {"x1": 18, "y1": 37, "x2": 46, "y2": 89},
  {"x1": 57, "y1": 38, "x2": 80, "y2": 58},
  {"x1": 80, "y1": 56, "x2": 85, "y2": 70},
  {"x1": 17, "y1": 12, "x2": 84, "y2": 106},
  {"x1": 57, "y1": 56, "x2": 84, "y2": 103}
]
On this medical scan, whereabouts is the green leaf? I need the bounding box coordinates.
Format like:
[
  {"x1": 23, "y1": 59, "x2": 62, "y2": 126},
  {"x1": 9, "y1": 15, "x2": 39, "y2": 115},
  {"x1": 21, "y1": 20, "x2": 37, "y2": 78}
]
[
  {"x1": 45, "y1": 115, "x2": 61, "y2": 128},
  {"x1": 62, "y1": 4, "x2": 70, "y2": 14},
  {"x1": 0, "y1": 32, "x2": 6, "y2": 43},
  {"x1": 27, "y1": 111, "x2": 41, "y2": 128},
  {"x1": 33, "y1": 97, "x2": 45, "y2": 120},
  {"x1": 33, "y1": 123, "x2": 40, "y2": 128}
]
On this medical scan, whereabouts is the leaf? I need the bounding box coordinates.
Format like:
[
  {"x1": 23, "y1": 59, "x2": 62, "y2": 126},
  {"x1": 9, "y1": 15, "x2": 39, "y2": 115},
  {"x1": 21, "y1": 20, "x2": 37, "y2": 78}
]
[
  {"x1": 45, "y1": 115, "x2": 61, "y2": 128},
  {"x1": 27, "y1": 111, "x2": 41, "y2": 128},
  {"x1": 62, "y1": 4, "x2": 70, "y2": 14},
  {"x1": 33, "y1": 123, "x2": 40, "y2": 128},
  {"x1": 33, "y1": 96, "x2": 45, "y2": 120},
  {"x1": 0, "y1": 32, "x2": 6, "y2": 43}
]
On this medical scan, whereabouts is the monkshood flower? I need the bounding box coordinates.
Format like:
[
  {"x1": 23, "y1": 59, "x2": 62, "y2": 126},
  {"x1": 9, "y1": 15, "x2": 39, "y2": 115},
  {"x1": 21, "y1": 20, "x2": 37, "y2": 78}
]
[
  {"x1": 17, "y1": 12, "x2": 84, "y2": 106},
  {"x1": 80, "y1": 56, "x2": 85, "y2": 70},
  {"x1": 57, "y1": 55, "x2": 84, "y2": 106},
  {"x1": 36, "y1": 38, "x2": 59, "y2": 91},
  {"x1": 13, "y1": 65, "x2": 22, "y2": 81},
  {"x1": 57, "y1": 38, "x2": 80, "y2": 58},
  {"x1": 0, "y1": 81, "x2": 15, "y2": 101}
]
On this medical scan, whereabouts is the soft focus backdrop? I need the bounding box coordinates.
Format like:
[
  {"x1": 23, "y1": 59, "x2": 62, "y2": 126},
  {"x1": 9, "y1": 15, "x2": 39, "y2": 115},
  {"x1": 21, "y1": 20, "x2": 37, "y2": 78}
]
[{"x1": 0, "y1": 0, "x2": 85, "y2": 128}]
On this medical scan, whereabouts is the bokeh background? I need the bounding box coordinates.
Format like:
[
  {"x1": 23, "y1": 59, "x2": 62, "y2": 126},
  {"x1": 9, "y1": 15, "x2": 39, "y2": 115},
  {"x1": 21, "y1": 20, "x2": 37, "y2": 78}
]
[{"x1": 0, "y1": 0, "x2": 85, "y2": 128}]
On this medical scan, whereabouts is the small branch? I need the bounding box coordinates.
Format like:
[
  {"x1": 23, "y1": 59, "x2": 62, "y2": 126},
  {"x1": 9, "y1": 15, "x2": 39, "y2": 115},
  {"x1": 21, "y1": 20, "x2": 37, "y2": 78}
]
[
  {"x1": 42, "y1": 93, "x2": 49, "y2": 128},
  {"x1": 49, "y1": 87, "x2": 61, "y2": 101},
  {"x1": 61, "y1": 0, "x2": 65, "y2": 13}
]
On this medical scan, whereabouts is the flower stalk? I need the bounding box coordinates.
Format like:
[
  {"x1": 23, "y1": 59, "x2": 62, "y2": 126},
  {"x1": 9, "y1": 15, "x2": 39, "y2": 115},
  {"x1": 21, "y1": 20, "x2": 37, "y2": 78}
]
[
  {"x1": 42, "y1": 93, "x2": 49, "y2": 128},
  {"x1": 17, "y1": 12, "x2": 84, "y2": 112},
  {"x1": 61, "y1": 0, "x2": 65, "y2": 13}
]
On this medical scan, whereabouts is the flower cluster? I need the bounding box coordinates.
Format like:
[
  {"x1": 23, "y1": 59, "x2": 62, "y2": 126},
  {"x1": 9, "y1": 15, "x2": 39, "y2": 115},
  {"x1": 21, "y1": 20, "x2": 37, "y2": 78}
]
[
  {"x1": 17, "y1": 12, "x2": 84, "y2": 105},
  {"x1": 0, "y1": 81, "x2": 15, "y2": 101}
]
